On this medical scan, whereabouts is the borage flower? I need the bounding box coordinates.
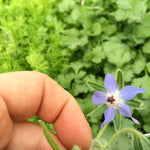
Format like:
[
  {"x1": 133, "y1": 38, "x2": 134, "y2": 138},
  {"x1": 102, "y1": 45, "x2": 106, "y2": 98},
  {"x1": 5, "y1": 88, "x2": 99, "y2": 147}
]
[{"x1": 92, "y1": 73, "x2": 146, "y2": 129}]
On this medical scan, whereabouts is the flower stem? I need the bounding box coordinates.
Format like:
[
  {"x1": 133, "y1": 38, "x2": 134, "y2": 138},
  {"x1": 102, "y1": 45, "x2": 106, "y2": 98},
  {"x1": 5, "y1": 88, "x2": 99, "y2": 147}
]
[
  {"x1": 113, "y1": 112, "x2": 122, "y2": 132},
  {"x1": 108, "y1": 128, "x2": 141, "y2": 145},
  {"x1": 96, "y1": 123, "x2": 109, "y2": 139}
]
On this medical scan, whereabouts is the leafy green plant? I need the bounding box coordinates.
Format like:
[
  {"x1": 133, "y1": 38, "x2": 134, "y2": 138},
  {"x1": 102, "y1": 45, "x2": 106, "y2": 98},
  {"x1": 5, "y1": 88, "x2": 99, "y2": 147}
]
[{"x1": 0, "y1": 0, "x2": 150, "y2": 149}]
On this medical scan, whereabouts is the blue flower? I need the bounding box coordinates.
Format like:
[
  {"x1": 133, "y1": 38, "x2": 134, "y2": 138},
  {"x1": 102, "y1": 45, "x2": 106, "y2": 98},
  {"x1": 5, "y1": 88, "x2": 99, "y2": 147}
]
[{"x1": 92, "y1": 73, "x2": 146, "y2": 129}]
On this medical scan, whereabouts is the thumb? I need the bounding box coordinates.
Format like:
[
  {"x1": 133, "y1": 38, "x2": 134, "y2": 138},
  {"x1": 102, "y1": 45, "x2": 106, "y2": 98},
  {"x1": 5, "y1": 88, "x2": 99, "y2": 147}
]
[{"x1": 0, "y1": 97, "x2": 13, "y2": 149}]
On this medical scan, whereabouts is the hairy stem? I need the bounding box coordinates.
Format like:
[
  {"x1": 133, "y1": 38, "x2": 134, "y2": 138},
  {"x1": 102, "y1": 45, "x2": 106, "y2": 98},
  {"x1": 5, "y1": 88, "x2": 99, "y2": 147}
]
[
  {"x1": 96, "y1": 123, "x2": 109, "y2": 139},
  {"x1": 108, "y1": 128, "x2": 141, "y2": 145}
]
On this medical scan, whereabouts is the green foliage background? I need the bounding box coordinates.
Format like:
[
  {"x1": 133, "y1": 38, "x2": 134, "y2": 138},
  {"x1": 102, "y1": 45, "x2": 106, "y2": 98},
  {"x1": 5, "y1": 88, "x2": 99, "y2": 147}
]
[{"x1": 0, "y1": 0, "x2": 150, "y2": 148}]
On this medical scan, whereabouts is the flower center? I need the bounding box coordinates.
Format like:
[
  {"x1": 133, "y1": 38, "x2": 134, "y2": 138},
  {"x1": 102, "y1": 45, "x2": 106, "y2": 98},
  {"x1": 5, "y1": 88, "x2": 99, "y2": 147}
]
[
  {"x1": 107, "y1": 95, "x2": 116, "y2": 104},
  {"x1": 106, "y1": 92, "x2": 123, "y2": 109}
]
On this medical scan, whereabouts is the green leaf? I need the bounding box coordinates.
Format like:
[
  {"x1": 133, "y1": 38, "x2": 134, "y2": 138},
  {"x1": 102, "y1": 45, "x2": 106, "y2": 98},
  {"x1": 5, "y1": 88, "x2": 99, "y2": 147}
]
[
  {"x1": 109, "y1": 48, "x2": 131, "y2": 67},
  {"x1": 89, "y1": 138, "x2": 110, "y2": 150},
  {"x1": 113, "y1": 0, "x2": 147, "y2": 22},
  {"x1": 113, "y1": 110, "x2": 122, "y2": 131},
  {"x1": 133, "y1": 134, "x2": 150, "y2": 150},
  {"x1": 77, "y1": 95, "x2": 96, "y2": 116},
  {"x1": 26, "y1": 51, "x2": 49, "y2": 74},
  {"x1": 143, "y1": 124, "x2": 150, "y2": 133},
  {"x1": 86, "y1": 81, "x2": 105, "y2": 92},
  {"x1": 77, "y1": 70, "x2": 86, "y2": 79},
  {"x1": 133, "y1": 135, "x2": 143, "y2": 150},
  {"x1": 103, "y1": 41, "x2": 131, "y2": 67},
  {"x1": 89, "y1": 23, "x2": 102, "y2": 36},
  {"x1": 70, "y1": 61, "x2": 85, "y2": 74},
  {"x1": 91, "y1": 46, "x2": 105, "y2": 64},
  {"x1": 109, "y1": 128, "x2": 150, "y2": 150},
  {"x1": 62, "y1": 28, "x2": 88, "y2": 49},
  {"x1": 71, "y1": 82, "x2": 89, "y2": 96},
  {"x1": 141, "y1": 14, "x2": 150, "y2": 27},
  {"x1": 132, "y1": 54, "x2": 146, "y2": 74},
  {"x1": 134, "y1": 25, "x2": 150, "y2": 38},
  {"x1": 87, "y1": 105, "x2": 107, "y2": 118},
  {"x1": 58, "y1": 0, "x2": 75, "y2": 12},
  {"x1": 134, "y1": 14, "x2": 150, "y2": 38},
  {"x1": 116, "y1": 0, "x2": 131, "y2": 9},
  {"x1": 132, "y1": 74, "x2": 149, "y2": 98},
  {"x1": 121, "y1": 117, "x2": 134, "y2": 129},
  {"x1": 142, "y1": 41, "x2": 150, "y2": 54},
  {"x1": 28, "y1": 115, "x2": 40, "y2": 123},
  {"x1": 57, "y1": 73, "x2": 75, "y2": 89},
  {"x1": 91, "y1": 123, "x2": 100, "y2": 137},
  {"x1": 102, "y1": 24, "x2": 117, "y2": 35},
  {"x1": 38, "y1": 120, "x2": 61, "y2": 150},
  {"x1": 112, "y1": 9, "x2": 126, "y2": 21},
  {"x1": 123, "y1": 65, "x2": 134, "y2": 82},
  {"x1": 146, "y1": 62, "x2": 150, "y2": 74},
  {"x1": 71, "y1": 8, "x2": 80, "y2": 21},
  {"x1": 111, "y1": 132, "x2": 133, "y2": 150},
  {"x1": 126, "y1": 99, "x2": 144, "y2": 110},
  {"x1": 116, "y1": 69, "x2": 124, "y2": 89}
]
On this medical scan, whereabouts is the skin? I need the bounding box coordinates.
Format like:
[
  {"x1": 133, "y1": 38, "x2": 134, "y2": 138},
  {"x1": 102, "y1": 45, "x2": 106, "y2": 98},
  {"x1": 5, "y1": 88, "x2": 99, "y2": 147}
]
[{"x1": 0, "y1": 71, "x2": 92, "y2": 150}]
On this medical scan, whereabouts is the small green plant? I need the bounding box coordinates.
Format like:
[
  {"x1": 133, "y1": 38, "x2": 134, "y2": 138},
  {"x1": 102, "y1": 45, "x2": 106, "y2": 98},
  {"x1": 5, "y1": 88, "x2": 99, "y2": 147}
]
[{"x1": 38, "y1": 70, "x2": 150, "y2": 150}]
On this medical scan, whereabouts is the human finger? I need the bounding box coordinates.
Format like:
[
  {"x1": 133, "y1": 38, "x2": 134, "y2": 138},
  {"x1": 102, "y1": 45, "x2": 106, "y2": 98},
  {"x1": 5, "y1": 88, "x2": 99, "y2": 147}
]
[
  {"x1": 0, "y1": 97, "x2": 13, "y2": 149},
  {"x1": 5, "y1": 122, "x2": 67, "y2": 150},
  {"x1": 0, "y1": 71, "x2": 92, "y2": 149}
]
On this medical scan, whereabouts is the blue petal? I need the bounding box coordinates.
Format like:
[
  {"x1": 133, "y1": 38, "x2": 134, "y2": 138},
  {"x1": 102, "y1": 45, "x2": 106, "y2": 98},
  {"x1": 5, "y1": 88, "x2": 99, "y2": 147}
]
[
  {"x1": 101, "y1": 106, "x2": 116, "y2": 129},
  {"x1": 119, "y1": 86, "x2": 146, "y2": 101},
  {"x1": 118, "y1": 103, "x2": 139, "y2": 124},
  {"x1": 104, "y1": 73, "x2": 118, "y2": 93},
  {"x1": 92, "y1": 91, "x2": 107, "y2": 105}
]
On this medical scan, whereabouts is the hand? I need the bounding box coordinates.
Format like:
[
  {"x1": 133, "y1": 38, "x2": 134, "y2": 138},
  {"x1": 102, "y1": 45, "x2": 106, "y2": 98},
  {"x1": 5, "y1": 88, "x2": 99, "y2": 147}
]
[{"x1": 0, "y1": 71, "x2": 92, "y2": 150}]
